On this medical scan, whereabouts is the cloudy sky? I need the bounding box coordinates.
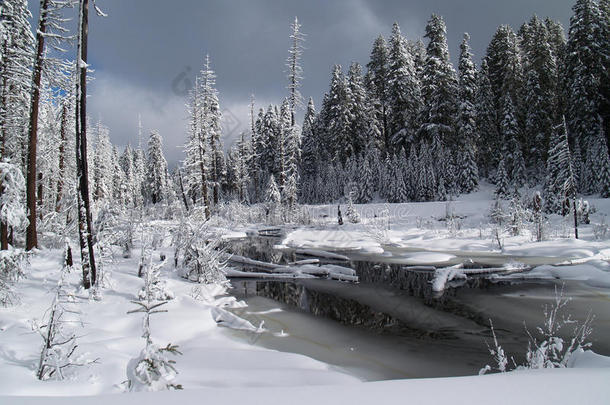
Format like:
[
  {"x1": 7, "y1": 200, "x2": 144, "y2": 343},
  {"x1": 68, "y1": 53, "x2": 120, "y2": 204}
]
[{"x1": 28, "y1": 0, "x2": 574, "y2": 166}]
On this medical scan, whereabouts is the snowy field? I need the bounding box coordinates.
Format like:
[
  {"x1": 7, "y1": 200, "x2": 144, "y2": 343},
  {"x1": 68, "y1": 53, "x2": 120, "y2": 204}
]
[{"x1": 1, "y1": 184, "x2": 610, "y2": 404}]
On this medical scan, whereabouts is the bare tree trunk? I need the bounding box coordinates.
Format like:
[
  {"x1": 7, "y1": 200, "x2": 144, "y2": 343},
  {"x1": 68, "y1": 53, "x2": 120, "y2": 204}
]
[
  {"x1": 56, "y1": 104, "x2": 67, "y2": 212},
  {"x1": 26, "y1": 0, "x2": 51, "y2": 251},
  {"x1": 177, "y1": 168, "x2": 189, "y2": 211},
  {"x1": 573, "y1": 197, "x2": 579, "y2": 240},
  {"x1": 211, "y1": 138, "x2": 219, "y2": 207},
  {"x1": 37, "y1": 172, "x2": 43, "y2": 220},
  {"x1": 75, "y1": 0, "x2": 97, "y2": 289},
  {"x1": 0, "y1": 42, "x2": 8, "y2": 250}
]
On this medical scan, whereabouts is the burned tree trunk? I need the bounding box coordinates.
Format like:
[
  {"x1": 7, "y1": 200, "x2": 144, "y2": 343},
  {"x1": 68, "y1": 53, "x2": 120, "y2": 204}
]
[
  {"x1": 56, "y1": 104, "x2": 68, "y2": 213},
  {"x1": 26, "y1": 0, "x2": 51, "y2": 251},
  {"x1": 75, "y1": 0, "x2": 97, "y2": 289}
]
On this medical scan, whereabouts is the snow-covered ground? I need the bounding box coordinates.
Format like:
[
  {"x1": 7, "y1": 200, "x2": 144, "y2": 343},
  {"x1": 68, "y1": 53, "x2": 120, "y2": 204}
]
[
  {"x1": 280, "y1": 184, "x2": 610, "y2": 288},
  {"x1": 1, "y1": 185, "x2": 610, "y2": 404}
]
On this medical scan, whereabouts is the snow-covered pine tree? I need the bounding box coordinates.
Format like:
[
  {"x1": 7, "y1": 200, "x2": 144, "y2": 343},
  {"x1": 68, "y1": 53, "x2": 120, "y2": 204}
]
[
  {"x1": 299, "y1": 98, "x2": 317, "y2": 203},
  {"x1": 486, "y1": 25, "x2": 525, "y2": 139},
  {"x1": 286, "y1": 16, "x2": 305, "y2": 127},
  {"x1": 566, "y1": 0, "x2": 607, "y2": 176},
  {"x1": 387, "y1": 22, "x2": 421, "y2": 153},
  {"x1": 599, "y1": 0, "x2": 610, "y2": 148},
  {"x1": 495, "y1": 156, "x2": 510, "y2": 198},
  {"x1": 358, "y1": 149, "x2": 374, "y2": 204},
  {"x1": 92, "y1": 121, "x2": 113, "y2": 202},
  {"x1": 544, "y1": 118, "x2": 578, "y2": 225},
  {"x1": 501, "y1": 95, "x2": 525, "y2": 188},
  {"x1": 521, "y1": 16, "x2": 560, "y2": 179},
  {"x1": 120, "y1": 145, "x2": 136, "y2": 207},
  {"x1": 456, "y1": 33, "x2": 479, "y2": 193},
  {"x1": 365, "y1": 35, "x2": 390, "y2": 151},
  {"x1": 325, "y1": 65, "x2": 352, "y2": 163},
  {"x1": 420, "y1": 15, "x2": 458, "y2": 149},
  {"x1": 265, "y1": 175, "x2": 281, "y2": 223},
  {"x1": 198, "y1": 56, "x2": 223, "y2": 208},
  {"x1": 475, "y1": 59, "x2": 499, "y2": 179},
  {"x1": 346, "y1": 62, "x2": 371, "y2": 157},
  {"x1": 146, "y1": 130, "x2": 169, "y2": 205}
]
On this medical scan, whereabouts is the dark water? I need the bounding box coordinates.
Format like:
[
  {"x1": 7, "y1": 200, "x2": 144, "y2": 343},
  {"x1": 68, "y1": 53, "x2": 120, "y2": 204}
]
[{"x1": 222, "y1": 237, "x2": 610, "y2": 380}]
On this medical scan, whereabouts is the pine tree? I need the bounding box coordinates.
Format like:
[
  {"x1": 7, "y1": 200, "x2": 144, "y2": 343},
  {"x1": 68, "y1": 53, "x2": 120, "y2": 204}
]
[
  {"x1": 387, "y1": 22, "x2": 421, "y2": 152},
  {"x1": 495, "y1": 156, "x2": 510, "y2": 198},
  {"x1": 0, "y1": 0, "x2": 35, "y2": 249},
  {"x1": 92, "y1": 121, "x2": 113, "y2": 202},
  {"x1": 475, "y1": 59, "x2": 499, "y2": 179},
  {"x1": 346, "y1": 62, "x2": 371, "y2": 156},
  {"x1": 120, "y1": 145, "x2": 136, "y2": 207},
  {"x1": 420, "y1": 15, "x2": 458, "y2": 148},
  {"x1": 365, "y1": 35, "x2": 390, "y2": 151},
  {"x1": 146, "y1": 131, "x2": 169, "y2": 205},
  {"x1": 325, "y1": 65, "x2": 352, "y2": 162},
  {"x1": 456, "y1": 33, "x2": 479, "y2": 193},
  {"x1": 566, "y1": 0, "x2": 608, "y2": 184},
  {"x1": 544, "y1": 118, "x2": 578, "y2": 216},
  {"x1": 299, "y1": 98, "x2": 317, "y2": 202},
  {"x1": 501, "y1": 95, "x2": 525, "y2": 187},
  {"x1": 521, "y1": 16, "x2": 560, "y2": 177},
  {"x1": 286, "y1": 16, "x2": 305, "y2": 127}
]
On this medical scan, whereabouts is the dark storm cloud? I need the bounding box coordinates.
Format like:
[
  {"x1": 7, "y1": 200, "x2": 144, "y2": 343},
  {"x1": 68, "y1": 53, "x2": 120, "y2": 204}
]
[{"x1": 27, "y1": 0, "x2": 574, "y2": 165}]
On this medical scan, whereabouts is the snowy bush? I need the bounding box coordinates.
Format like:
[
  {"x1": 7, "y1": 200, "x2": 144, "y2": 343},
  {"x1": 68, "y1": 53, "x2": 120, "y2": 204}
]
[
  {"x1": 138, "y1": 256, "x2": 174, "y2": 302},
  {"x1": 481, "y1": 286, "x2": 594, "y2": 374},
  {"x1": 127, "y1": 301, "x2": 182, "y2": 391},
  {"x1": 34, "y1": 259, "x2": 92, "y2": 380},
  {"x1": 345, "y1": 193, "x2": 360, "y2": 224},
  {"x1": 172, "y1": 221, "x2": 228, "y2": 285},
  {"x1": 95, "y1": 204, "x2": 136, "y2": 257},
  {"x1": 0, "y1": 162, "x2": 28, "y2": 233},
  {"x1": 593, "y1": 215, "x2": 608, "y2": 240},
  {"x1": 0, "y1": 248, "x2": 28, "y2": 306},
  {"x1": 215, "y1": 201, "x2": 266, "y2": 224}
]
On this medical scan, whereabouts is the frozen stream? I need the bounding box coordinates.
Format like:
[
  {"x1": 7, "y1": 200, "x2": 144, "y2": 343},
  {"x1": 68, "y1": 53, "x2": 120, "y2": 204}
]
[{"x1": 221, "y1": 237, "x2": 610, "y2": 381}]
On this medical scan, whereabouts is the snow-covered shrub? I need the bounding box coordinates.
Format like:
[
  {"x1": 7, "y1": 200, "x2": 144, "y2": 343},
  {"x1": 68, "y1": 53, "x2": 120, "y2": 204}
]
[
  {"x1": 0, "y1": 162, "x2": 28, "y2": 246},
  {"x1": 0, "y1": 248, "x2": 28, "y2": 306},
  {"x1": 593, "y1": 215, "x2": 608, "y2": 240},
  {"x1": 364, "y1": 205, "x2": 391, "y2": 244},
  {"x1": 481, "y1": 286, "x2": 594, "y2": 374},
  {"x1": 577, "y1": 199, "x2": 591, "y2": 225},
  {"x1": 127, "y1": 301, "x2": 182, "y2": 391},
  {"x1": 479, "y1": 320, "x2": 511, "y2": 375},
  {"x1": 345, "y1": 193, "x2": 360, "y2": 224},
  {"x1": 34, "y1": 259, "x2": 89, "y2": 380},
  {"x1": 138, "y1": 256, "x2": 174, "y2": 302},
  {"x1": 531, "y1": 191, "x2": 545, "y2": 242},
  {"x1": 95, "y1": 204, "x2": 136, "y2": 258},
  {"x1": 489, "y1": 198, "x2": 507, "y2": 225},
  {"x1": 215, "y1": 201, "x2": 266, "y2": 225},
  {"x1": 525, "y1": 288, "x2": 593, "y2": 369},
  {"x1": 172, "y1": 221, "x2": 227, "y2": 285},
  {"x1": 507, "y1": 193, "x2": 529, "y2": 236},
  {"x1": 265, "y1": 176, "x2": 282, "y2": 224}
]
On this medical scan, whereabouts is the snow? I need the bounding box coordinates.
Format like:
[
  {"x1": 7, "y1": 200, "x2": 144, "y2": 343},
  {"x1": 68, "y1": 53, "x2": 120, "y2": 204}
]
[
  {"x1": 3, "y1": 368, "x2": 610, "y2": 405},
  {"x1": 1, "y1": 183, "x2": 609, "y2": 403},
  {"x1": 282, "y1": 184, "x2": 610, "y2": 286},
  {"x1": 0, "y1": 248, "x2": 359, "y2": 398}
]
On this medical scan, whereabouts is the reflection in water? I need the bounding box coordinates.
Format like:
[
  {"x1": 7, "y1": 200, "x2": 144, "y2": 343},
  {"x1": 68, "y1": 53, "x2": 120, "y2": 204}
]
[{"x1": 222, "y1": 236, "x2": 609, "y2": 380}]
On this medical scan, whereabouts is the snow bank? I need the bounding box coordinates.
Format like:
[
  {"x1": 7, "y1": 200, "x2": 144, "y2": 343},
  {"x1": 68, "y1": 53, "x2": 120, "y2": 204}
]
[{"x1": 3, "y1": 367, "x2": 610, "y2": 405}]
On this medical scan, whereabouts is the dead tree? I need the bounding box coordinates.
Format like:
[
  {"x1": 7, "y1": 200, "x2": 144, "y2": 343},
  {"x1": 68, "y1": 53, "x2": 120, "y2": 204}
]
[
  {"x1": 75, "y1": 0, "x2": 105, "y2": 288},
  {"x1": 25, "y1": 0, "x2": 51, "y2": 251}
]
